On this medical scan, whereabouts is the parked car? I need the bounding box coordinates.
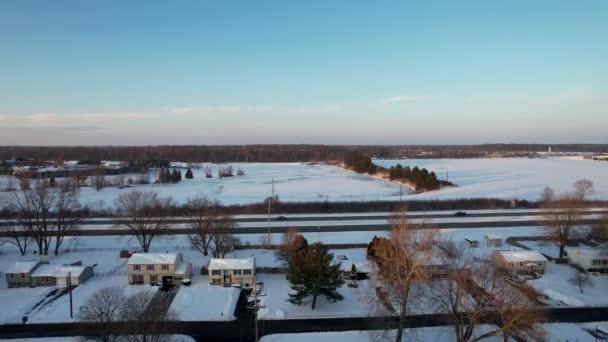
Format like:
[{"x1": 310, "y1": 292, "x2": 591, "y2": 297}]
[
  {"x1": 274, "y1": 216, "x2": 287, "y2": 221},
  {"x1": 454, "y1": 211, "x2": 467, "y2": 217}
]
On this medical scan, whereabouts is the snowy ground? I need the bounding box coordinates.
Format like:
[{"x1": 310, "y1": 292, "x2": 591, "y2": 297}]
[
  {"x1": 0, "y1": 336, "x2": 196, "y2": 342},
  {"x1": 375, "y1": 158, "x2": 608, "y2": 201},
  {"x1": 528, "y1": 262, "x2": 608, "y2": 306},
  {"x1": 2, "y1": 158, "x2": 608, "y2": 210},
  {"x1": 169, "y1": 274, "x2": 240, "y2": 321},
  {"x1": 260, "y1": 322, "x2": 605, "y2": 342}
]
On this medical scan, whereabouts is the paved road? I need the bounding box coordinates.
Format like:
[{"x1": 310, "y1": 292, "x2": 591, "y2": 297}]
[
  {"x1": 1, "y1": 306, "x2": 607, "y2": 341},
  {"x1": 2, "y1": 210, "x2": 607, "y2": 227},
  {"x1": 0, "y1": 218, "x2": 602, "y2": 237}
]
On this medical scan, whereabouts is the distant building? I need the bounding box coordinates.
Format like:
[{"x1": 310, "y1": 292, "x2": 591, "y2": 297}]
[
  {"x1": 208, "y1": 258, "x2": 255, "y2": 287},
  {"x1": 5, "y1": 261, "x2": 46, "y2": 288},
  {"x1": 567, "y1": 248, "x2": 608, "y2": 272},
  {"x1": 127, "y1": 252, "x2": 192, "y2": 286},
  {"x1": 465, "y1": 239, "x2": 479, "y2": 248},
  {"x1": 485, "y1": 234, "x2": 503, "y2": 248},
  {"x1": 492, "y1": 250, "x2": 548, "y2": 276}
]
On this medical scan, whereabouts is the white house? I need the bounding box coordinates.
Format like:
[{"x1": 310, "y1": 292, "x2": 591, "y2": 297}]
[
  {"x1": 127, "y1": 252, "x2": 192, "y2": 286},
  {"x1": 567, "y1": 248, "x2": 608, "y2": 272},
  {"x1": 29, "y1": 263, "x2": 94, "y2": 287},
  {"x1": 492, "y1": 250, "x2": 548, "y2": 276},
  {"x1": 485, "y1": 234, "x2": 503, "y2": 248},
  {"x1": 208, "y1": 258, "x2": 255, "y2": 287},
  {"x1": 5, "y1": 261, "x2": 46, "y2": 288}
]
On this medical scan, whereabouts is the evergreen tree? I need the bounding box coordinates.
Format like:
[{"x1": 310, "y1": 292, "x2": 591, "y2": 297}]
[
  {"x1": 178, "y1": 169, "x2": 182, "y2": 181},
  {"x1": 287, "y1": 242, "x2": 344, "y2": 310},
  {"x1": 185, "y1": 168, "x2": 193, "y2": 179},
  {"x1": 49, "y1": 176, "x2": 56, "y2": 187},
  {"x1": 171, "y1": 169, "x2": 179, "y2": 183}
]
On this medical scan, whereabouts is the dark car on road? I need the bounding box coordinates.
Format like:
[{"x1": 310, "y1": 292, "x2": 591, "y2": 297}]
[{"x1": 454, "y1": 211, "x2": 467, "y2": 217}]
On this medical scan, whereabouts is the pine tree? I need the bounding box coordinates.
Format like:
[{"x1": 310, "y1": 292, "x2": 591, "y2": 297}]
[
  {"x1": 171, "y1": 169, "x2": 179, "y2": 183},
  {"x1": 287, "y1": 242, "x2": 344, "y2": 310},
  {"x1": 185, "y1": 168, "x2": 193, "y2": 179}
]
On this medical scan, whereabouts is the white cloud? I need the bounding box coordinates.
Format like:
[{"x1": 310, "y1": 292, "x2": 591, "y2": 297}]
[
  {"x1": 379, "y1": 95, "x2": 432, "y2": 105},
  {"x1": 169, "y1": 106, "x2": 242, "y2": 115}
]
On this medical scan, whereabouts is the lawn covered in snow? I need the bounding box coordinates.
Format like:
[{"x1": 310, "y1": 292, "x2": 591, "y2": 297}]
[
  {"x1": 169, "y1": 274, "x2": 240, "y2": 321},
  {"x1": 528, "y1": 262, "x2": 608, "y2": 306},
  {"x1": 375, "y1": 158, "x2": 608, "y2": 201}
]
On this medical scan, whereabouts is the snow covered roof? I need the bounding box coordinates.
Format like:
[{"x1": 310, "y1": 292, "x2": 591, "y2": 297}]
[
  {"x1": 31, "y1": 265, "x2": 88, "y2": 278},
  {"x1": 128, "y1": 253, "x2": 180, "y2": 265},
  {"x1": 208, "y1": 258, "x2": 254, "y2": 270},
  {"x1": 6, "y1": 261, "x2": 42, "y2": 274},
  {"x1": 497, "y1": 250, "x2": 548, "y2": 263},
  {"x1": 485, "y1": 234, "x2": 502, "y2": 240}
]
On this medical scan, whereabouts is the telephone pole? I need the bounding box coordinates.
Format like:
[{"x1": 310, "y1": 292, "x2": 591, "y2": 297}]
[
  {"x1": 68, "y1": 272, "x2": 73, "y2": 319},
  {"x1": 266, "y1": 178, "x2": 274, "y2": 249}
]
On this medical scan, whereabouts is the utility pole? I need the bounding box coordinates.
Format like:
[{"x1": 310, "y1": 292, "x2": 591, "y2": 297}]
[
  {"x1": 399, "y1": 183, "x2": 403, "y2": 202},
  {"x1": 266, "y1": 178, "x2": 274, "y2": 249},
  {"x1": 68, "y1": 272, "x2": 73, "y2": 319},
  {"x1": 252, "y1": 281, "x2": 266, "y2": 342}
]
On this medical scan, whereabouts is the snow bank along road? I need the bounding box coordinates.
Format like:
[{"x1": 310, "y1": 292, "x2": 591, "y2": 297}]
[
  {"x1": 0, "y1": 306, "x2": 607, "y2": 341},
  {"x1": 0, "y1": 210, "x2": 605, "y2": 237}
]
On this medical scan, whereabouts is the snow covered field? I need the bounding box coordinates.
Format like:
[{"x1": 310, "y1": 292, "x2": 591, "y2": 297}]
[
  {"x1": 375, "y1": 158, "x2": 608, "y2": 201},
  {"x1": 2, "y1": 158, "x2": 607, "y2": 210}
]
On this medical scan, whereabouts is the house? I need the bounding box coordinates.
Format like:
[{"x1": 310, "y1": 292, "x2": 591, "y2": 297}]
[
  {"x1": 340, "y1": 260, "x2": 373, "y2": 280},
  {"x1": 567, "y1": 248, "x2": 608, "y2": 272},
  {"x1": 485, "y1": 234, "x2": 503, "y2": 248},
  {"x1": 31, "y1": 264, "x2": 94, "y2": 286},
  {"x1": 5, "y1": 261, "x2": 47, "y2": 288},
  {"x1": 208, "y1": 258, "x2": 255, "y2": 287},
  {"x1": 492, "y1": 250, "x2": 548, "y2": 276},
  {"x1": 465, "y1": 239, "x2": 479, "y2": 248},
  {"x1": 127, "y1": 252, "x2": 192, "y2": 286}
]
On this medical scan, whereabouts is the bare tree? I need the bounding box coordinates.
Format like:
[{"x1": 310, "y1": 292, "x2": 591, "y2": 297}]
[
  {"x1": 53, "y1": 179, "x2": 82, "y2": 255},
  {"x1": 590, "y1": 210, "x2": 608, "y2": 241},
  {"x1": 211, "y1": 218, "x2": 240, "y2": 258},
  {"x1": 122, "y1": 291, "x2": 178, "y2": 342},
  {"x1": 568, "y1": 267, "x2": 594, "y2": 294},
  {"x1": 368, "y1": 206, "x2": 438, "y2": 342},
  {"x1": 94, "y1": 172, "x2": 106, "y2": 191},
  {"x1": 540, "y1": 186, "x2": 554, "y2": 202},
  {"x1": 542, "y1": 180, "x2": 593, "y2": 258},
  {"x1": 78, "y1": 286, "x2": 127, "y2": 342},
  {"x1": 115, "y1": 191, "x2": 174, "y2": 253},
  {"x1": 9, "y1": 180, "x2": 57, "y2": 255},
  {"x1": 187, "y1": 196, "x2": 214, "y2": 256},
  {"x1": 431, "y1": 250, "x2": 545, "y2": 342},
  {"x1": 0, "y1": 223, "x2": 30, "y2": 255}
]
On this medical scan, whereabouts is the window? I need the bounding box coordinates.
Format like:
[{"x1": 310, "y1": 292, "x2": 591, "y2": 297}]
[
  {"x1": 133, "y1": 274, "x2": 143, "y2": 282},
  {"x1": 21, "y1": 273, "x2": 25, "y2": 278},
  {"x1": 593, "y1": 260, "x2": 600, "y2": 266},
  {"x1": 150, "y1": 275, "x2": 157, "y2": 282},
  {"x1": 520, "y1": 262, "x2": 523, "y2": 267},
  {"x1": 211, "y1": 270, "x2": 221, "y2": 276},
  {"x1": 602, "y1": 260, "x2": 608, "y2": 265},
  {"x1": 212, "y1": 279, "x2": 220, "y2": 284},
  {"x1": 133, "y1": 265, "x2": 141, "y2": 271},
  {"x1": 147, "y1": 265, "x2": 155, "y2": 271},
  {"x1": 244, "y1": 269, "x2": 252, "y2": 275},
  {"x1": 234, "y1": 269, "x2": 242, "y2": 275},
  {"x1": 161, "y1": 264, "x2": 169, "y2": 271}
]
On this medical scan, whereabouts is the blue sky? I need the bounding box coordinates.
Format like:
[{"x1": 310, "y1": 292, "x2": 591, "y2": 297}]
[{"x1": 0, "y1": 0, "x2": 607, "y2": 145}]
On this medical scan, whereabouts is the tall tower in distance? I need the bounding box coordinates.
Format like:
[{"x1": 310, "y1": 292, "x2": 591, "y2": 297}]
[{"x1": 548, "y1": 146, "x2": 552, "y2": 153}]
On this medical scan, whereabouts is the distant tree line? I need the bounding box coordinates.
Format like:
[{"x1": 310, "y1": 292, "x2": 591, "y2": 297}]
[
  {"x1": 343, "y1": 152, "x2": 376, "y2": 174},
  {"x1": 4, "y1": 144, "x2": 608, "y2": 164},
  {"x1": 388, "y1": 164, "x2": 440, "y2": 191}
]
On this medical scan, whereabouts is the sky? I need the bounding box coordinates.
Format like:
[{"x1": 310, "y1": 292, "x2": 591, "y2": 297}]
[{"x1": 0, "y1": 0, "x2": 607, "y2": 146}]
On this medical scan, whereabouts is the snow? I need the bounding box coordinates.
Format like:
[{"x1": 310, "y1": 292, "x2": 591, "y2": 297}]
[
  {"x1": 495, "y1": 250, "x2": 548, "y2": 263},
  {"x1": 3, "y1": 158, "x2": 606, "y2": 209},
  {"x1": 374, "y1": 158, "x2": 608, "y2": 201},
  {"x1": 208, "y1": 257, "x2": 255, "y2": 270},
  {"x1": 542, "y1": 322, "x2": 598, "y2": 341},
  {"x1": 256, "y1": 274, "x2": 375, "y2": 319},
  {"x1": 528, "y1": 263, "x2": 608, "y2": 306},
  {"x1": 127, "y1": 252, "x2": 179, "y2": 265},
  {"x1": 31, "y1": 264, "x2": 88, "y2": 278},
  {"x1": 0, "y1": 287, "x2": 56, "y2": 324},
  {"x1": 260, "y1": 325, "x2": 507, "y2": 342},
  {"x1": 5, "y1": 261, "x2": 41, "y2": 274},
  {"x1": 1, "y1": 336, "x2": 196, "y2": 342},
  {"x1": 169, "y1": 274, "x2": 240, "y2": 321}
]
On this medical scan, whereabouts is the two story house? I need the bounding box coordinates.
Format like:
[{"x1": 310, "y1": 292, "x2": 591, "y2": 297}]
[
  {"x1": 127, "y1": 252, "x2": 192, "y2": 286},
  {"x1": 208, "y1": 258, "x2": 255, "y2": 287}
]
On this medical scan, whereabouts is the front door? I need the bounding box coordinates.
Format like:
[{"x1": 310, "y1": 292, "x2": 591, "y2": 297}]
[
  {"x1": 224, "y1": 274, "x2": 231, "y2": 284},
  {"x1": 162, "y1": 276, "x2": 174, "y2": 286}
]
